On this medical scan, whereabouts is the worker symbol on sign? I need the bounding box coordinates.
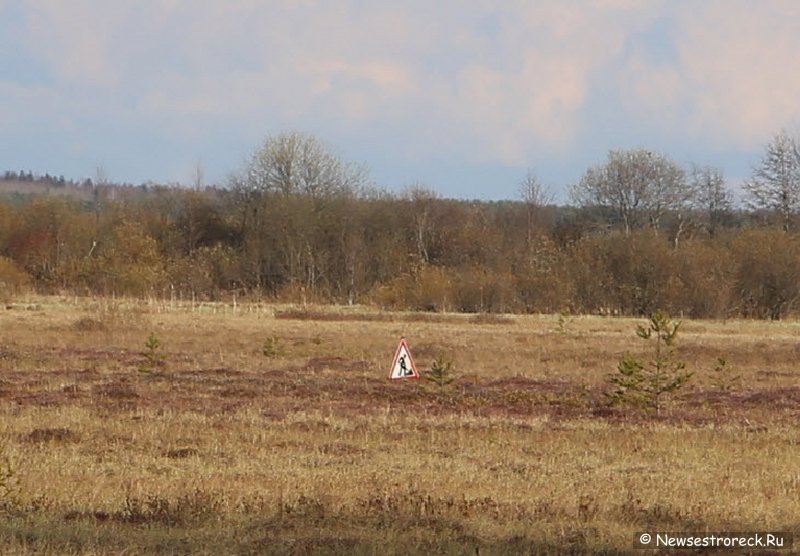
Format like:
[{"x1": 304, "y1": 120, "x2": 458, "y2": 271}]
[
  {"x1": 389, "y1": 338, "x2": 420, "y2": 380},
  {"x1": 399, "y1": 354, "x2": 411, "y2": 376}
]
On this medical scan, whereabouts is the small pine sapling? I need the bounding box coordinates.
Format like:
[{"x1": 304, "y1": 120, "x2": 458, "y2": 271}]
[
  {"x1": 262, "y1": 336, "x2": 281, "y2": 358},
  {"x1": 711, "y1": 357, "x2": 740, "y2": 392},
  {"x1": 426, "y1": 355, "x2": 456, "y2": 388},
  {"x1": 607, "y1": 311, "x2": 693, "y2": 415},
  {"x1": 140, "y1": 332, "x2": 164, "y2": 372},
  {"x1": 556, "y1": 310, "x2": 571, "y2": 334}
]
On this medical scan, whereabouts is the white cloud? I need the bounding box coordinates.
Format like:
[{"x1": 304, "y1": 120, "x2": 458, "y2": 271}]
[
  {"x1": 615, "y1": 1, "x2": 800, "y2": 150},
  {"x1": 17, "y1": 2, "x2": 655, "y2": 159},
  {"x1": 6, "y1": 0, "x2": 800, "y2": 185},
  {"x1": 676, "y1": 1, "x2": 800, "y2": 148}
]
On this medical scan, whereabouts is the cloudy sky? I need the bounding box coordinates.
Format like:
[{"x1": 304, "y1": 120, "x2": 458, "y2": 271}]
[{"x1": 2, "y1": 1, "x2": 799, "y2": 201}]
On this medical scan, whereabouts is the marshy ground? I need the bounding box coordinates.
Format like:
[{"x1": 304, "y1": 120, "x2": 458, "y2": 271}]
[{"x1": 0, "y1": 297, "x2": 799, "y2": 554}]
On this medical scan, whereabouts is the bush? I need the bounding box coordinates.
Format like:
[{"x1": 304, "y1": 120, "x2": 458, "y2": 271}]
[
  {"x1": 89, "y1": 220, "x2": 166, "y2": 297},
  {"x1": 0, "y1": 445, "x2": 18, "y2": 511},
  {"x1": 262, "y1": 336, "x2": 282, "y2": 358},
  {"x1": 732, "y1": 229, "x2": 800, "y2": 319},
  {"x1": 568, "y1": 232, "x2": 678, "y2": 316},
  {"x1": 665, "y1": 239, "x2": 735, "y2": 318},
  {"x1": 450, "y1": 265, "x2": 516, "y2": 313},
  {"x1": 711, "y1": 357, "x2": 740, "y2": 392},
  {"x1": 0, "y1": 256, "x2": 31, "y2": 303},
  {"x1": 370, "y1": 264, "x2": 452, "y2": 311}
]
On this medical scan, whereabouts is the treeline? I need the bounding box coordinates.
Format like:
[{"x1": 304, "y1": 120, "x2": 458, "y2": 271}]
[
  {"x1": 3, "y1": 171, "x2": 69, "y2": 186},
  {"x1": 2, "y1": 131, "x2": 800, "y2": 319}
]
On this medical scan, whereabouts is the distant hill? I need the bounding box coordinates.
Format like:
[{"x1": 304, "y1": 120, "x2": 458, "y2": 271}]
[
  {"x1": 0, "y1": 178, "x2": 94, "y2": 202},
  {"x1": 0, "y1": 172, "x2": 206, "y2": 205}
]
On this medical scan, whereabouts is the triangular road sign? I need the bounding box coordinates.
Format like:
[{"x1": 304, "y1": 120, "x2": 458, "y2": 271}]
[{"x1": 389, "y1": 338, "x2": 420, "y2": 380}]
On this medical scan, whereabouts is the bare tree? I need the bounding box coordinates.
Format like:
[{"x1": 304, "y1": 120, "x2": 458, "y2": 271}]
[
  {"x1": 690, "y1": 164, "x2": 732, "y2": 237},
  {"x1": 233, "y1": 132, "x2": 371, "y2": 291},
  {"x1": 570, "y1": 149, "x2": 689, "y2": 234},
  {"x1": 743, "y1": 130, "x2": 800, "y2": 232},
  {"x1": 93, "y1": 165, "x2": 108, "y2": 206},
  {"x1": 191, "y1": 160, "x2": 204, "y2": 190},
  {"x1": 518, "y1": 170, "x2": 553, "y2": 245},
  {"x1": 404, "y1": 184, "x2": 438, "y2": 264},
  {"x1": 244, "y1": 132, "x2": 369, "y2": 198}
]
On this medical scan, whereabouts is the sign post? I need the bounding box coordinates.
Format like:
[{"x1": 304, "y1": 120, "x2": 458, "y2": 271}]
[{"x1": 389, "y1": 337, "x2": 420, "y2": 380}]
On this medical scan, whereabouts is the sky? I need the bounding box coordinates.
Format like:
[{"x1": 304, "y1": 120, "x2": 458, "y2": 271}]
[{"x1": 2, "y1": 1, "x2": 800, "y2": 202}]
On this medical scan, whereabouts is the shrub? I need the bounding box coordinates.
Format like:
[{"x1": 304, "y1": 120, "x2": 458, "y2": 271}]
[
  {"x1": 262, "y1": 336, "x2": 282, "y2": 358},
  {"x1": 711, "y1": 357, "x2": 740, "y2": 392},
  {"x1": 732, "y1": 229, "x2": 800, "y2": 320},
  {"x1": 0, "y1": 445, "x2": 18, "y2": 511},
  {"x1": 0, "y1": 256, "x2": 31, "y2": 303},
  {"x1": 450, "y1": 265, "x2": 516, "y2": 313}
]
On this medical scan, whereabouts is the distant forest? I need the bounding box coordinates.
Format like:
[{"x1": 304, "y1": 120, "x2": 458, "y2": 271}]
[{"x1": 3, "y1": 131, "x2": 800, "y2": 320}]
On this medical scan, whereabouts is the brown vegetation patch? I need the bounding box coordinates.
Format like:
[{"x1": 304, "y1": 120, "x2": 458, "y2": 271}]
[
  {"x1": 468, "y1": 313, "x2": 515, "y2": 325},
  {"x1": 736, "y1": 386, "x2": 800, "y2": 408},
  {"x1": 289, "y1": 420, "x2": 332, "y2": 432},
  {"x1": 57, "y1": 347, "x2": 141, "y2": 366},
  {"x1": 107, "y1": 491, "x2": 223, "y2": 526},
  {"x1": 480, "y1": 376, "x2": 541, "y2": 389},
  {"x1": 164, "y1": 447, "x2": 199, "y2": 459},
  {"x1": 173, "y1": 370, "x2": 231, "y2": 386},
  {"x1": 304, "y1": 356, "x2": 369, "y2": 373},
  {"x1": 71, "y1": 317, "x2": 108, "y2": 332},
  {"x1": 60, "y1": 383, "x2": 80, "y2": 394},
  {"x1": 613, "y1": 495, "x2": 707, "y2": 530},
  {"x1": 261, "y1": 408, "x2": 288, "y2": 421},
  {"x1": 207, "y1": 367, "x2": 242, "y2": 376},
  {"x1": 683, "y1": 386, "x2": 800, "y2": 414},
  {"x1": 93, "y1": 381, "x2": 139, "y2": 400},
  {"x1": 24, "y1": 427, "x2": 80, "y2": 444},
  {"x1": 409, "y1": 342, "x2": 446, "y2": 361},
  {"x1": 755, "y1": 369, "x2": 797, "y2": 379},
  {"x1": 265, "y1": 536, "x2": 362, "y2": 555},
  {"x1": 317, "y1": 442, "x2": 365, "y2": 456},
  {"x1": 482, "y1": 376, "x2": 577, "y2": 395},
  {"x1": 218, "y1": 386, "x2": 259, "y2": 398},
  {"x1": 407, "y1": 312, "x2": 470, "y2": 324},
  {"x1": 0, "y1": 346, "x2": 18, "y2": 361},
  {"x1": 275, "y1": 308, "x2": 485, "y2": 324},
  {"x1": 275, "y1": 309, "x2": 387, "y2": 322},
  {"x1": 63, "y1": 510, "x2": 111, "y2": 522},
  {"x1": 12, "y1": 391, "x2": 70, "y2": 407}
]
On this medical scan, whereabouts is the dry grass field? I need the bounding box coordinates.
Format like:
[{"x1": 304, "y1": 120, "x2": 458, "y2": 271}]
[{"x1": 0, "y1": 296, "x2": 799, "y2": 554}]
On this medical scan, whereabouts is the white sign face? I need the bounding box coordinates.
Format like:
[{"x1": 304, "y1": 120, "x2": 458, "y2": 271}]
[{"x1": 389, "y1": 338, "x2": 419, "y2": 380}]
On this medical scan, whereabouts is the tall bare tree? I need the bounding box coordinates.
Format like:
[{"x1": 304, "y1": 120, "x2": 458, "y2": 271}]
[
  {"x1": 244, "y1": 132, "x2": 369, "y2": 198},
  {"x1": 404, "y1": 184, "x2": 438, "y2": 265},
  {"x1": 743, "y1": 130, "x2": 800, "y2": 232},
  {"x1": 191, "y1": 160, "x2": 204, "y2": 190},
  {"x1": 570, "y1": 149, "x2": 689, "y2": 234},
  {"x1": 518, "y1": 170, "x2": 553, "y2": 246},
  {"x1": 233, "y1": 132, "x2": 371, "y2": 291},
  {"x1": 690, "y1": 164, "x2": 732, "y2": 237}
]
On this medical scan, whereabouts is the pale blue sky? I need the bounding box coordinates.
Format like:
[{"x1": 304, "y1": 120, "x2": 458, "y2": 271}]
[{"x1": 2, "y1": 1, "x2": 799, "y2": 202}]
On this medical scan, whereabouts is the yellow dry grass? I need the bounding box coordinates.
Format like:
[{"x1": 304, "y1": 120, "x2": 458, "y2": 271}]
[{"x1": 0, "y1": 296, "x2": 799, "y2": 554}]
